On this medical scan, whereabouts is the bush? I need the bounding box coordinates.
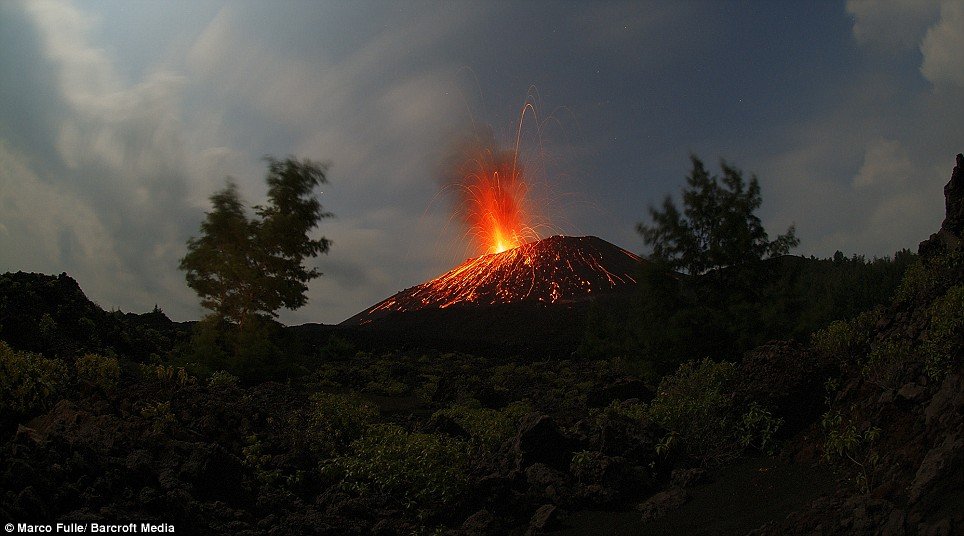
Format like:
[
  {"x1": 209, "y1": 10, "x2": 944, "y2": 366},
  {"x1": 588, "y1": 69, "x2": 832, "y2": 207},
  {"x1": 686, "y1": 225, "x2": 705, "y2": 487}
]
[
  {"x1": 894, "y1": 250, "x2": 961, "y2": 304},
  {"x1": 649, "y1": 358, "x2": 739, "y2": 464},
  {"x1": 142, "y1": 363, "x2": 195, "y2": 388},
  {"x1": 309, "y1": 392, "x2": 379, "y2": 453},
  {"x1": 570, "y1": 450, "x2": 606, "y2": 483},
  {"x1": 821, "y1": 408, "x2": 881, "y2": 493},
  {"x1": 140, "y1": 400, "x2": 176, "y2": 436},
  {"x1": 319, "y1": 335, "x2": 355, "y2": 360},
  {"x1": 0, "y1": 341, "x2": 68, "y2": 423},
  {"x1": 862, "y1": 338, "x2": 915, "y2": 390},
  {"x1": 811, "y1": 320, "x2": 858, "y2": 362},
  {"x1": 736, "y1": 402, "x2": 783, "y2": 455},
  {"x1": 810, "y1": 309, "x2": 879, "y2": 370},
  {"x1": 592, "y1": 398, "x2": 648, "y2": 424},
  {"x1": 75, "y1": 353, "x2": 120, "y2": 394},
  {"x1": 330, "y1": 424, "x2": 469, "y2": 515},
  {"x1": 207, "y1": 370, "x2": 240, "y2": 390},
  {"x1": 431, "y1": 400, "x2": 530, "y2": 452},
  {"x1": 648, "y1": 358, "x2": 780, "y2": 464},
  {"x1": 921, "y1": 284, "x2": 964, "y2": 381},
  {"x1": 363, "y1": 377, "x2": 409, "y2": 397}
]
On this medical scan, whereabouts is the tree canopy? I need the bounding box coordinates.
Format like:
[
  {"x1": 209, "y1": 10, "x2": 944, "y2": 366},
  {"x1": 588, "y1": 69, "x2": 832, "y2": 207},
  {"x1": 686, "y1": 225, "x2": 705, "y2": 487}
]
[
  {"x1": 180, "y1": 156, "x2": 331, "y2": 334},
  {"x1": 638, "y1": 156, "x2": 798, "y2": 275}
]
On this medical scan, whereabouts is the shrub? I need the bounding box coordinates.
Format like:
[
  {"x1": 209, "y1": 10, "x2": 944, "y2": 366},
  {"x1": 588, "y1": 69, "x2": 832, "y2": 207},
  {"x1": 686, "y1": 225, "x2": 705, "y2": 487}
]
[
  {"x1": 142, "y1": 363, "x2": 195, "y2": 388},
  {"x1": 591, "y1": 399, "x2": 648, "y2": 424},
  {"x1": 243, "y1": 434, "x2": 304, "y2": 488},
  {"x1": 893, "y1": 250, "x2": 958, "y2": 303},
  {"x1": 811, "y1": 309, "x2": 880, "y2": 371},
  {"x1": 0, "y1": 341, "x2": 68, "y2": 423},
  {"x1": 821, "y1": 408, "x2": 881, "y2": 493},
  {"x1": 207, "y1": 370, "x2": 240, "y2": 390},
  {"x1": 309, "y1": 392, "x2": 379, "y2": 453},
  {"x1": 811, "y1": 320, "x2": 857, "y2": 362},
  {"x1": 140, "y1": 400, "x2": 176, "y2": 435},
  {"x1": 921, "y1": 284, "x2": 964, "y2": 381},
  {"x1": 736, "y1": 402, "x2": 783, "y2": 455},
  {"x1": 75, "y1": 353, "x2": 120, "y2": 394},
  {"x1": 319, "y1": 335, "x2": 355, "y2": 360},
  {"x1": 432, "y1": 400, "x2": 531, "y2": 452},
  {"x1": 649, "y1": 358, "x2": 738, "y2": 463},
  {"x1": 862, "y1": 338, "x2": 915, "y2": 390},
  {"x1": 648, "y1": 358, "x2": 780, "y2": 464},
  {"x1": 570, "y1": 450, "x2": 605, "y2": 483},
  {"x1": 330, "y1": 424, "x2": 469, "y2": 514},
  {"x1": 363, "y1": 377, "x2": 409, "y2": 397}
]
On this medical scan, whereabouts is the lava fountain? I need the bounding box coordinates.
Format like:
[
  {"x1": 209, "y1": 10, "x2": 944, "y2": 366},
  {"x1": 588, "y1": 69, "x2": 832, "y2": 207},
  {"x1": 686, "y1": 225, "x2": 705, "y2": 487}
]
[
  {"x1": 453, "y1": 142, "x2": 537, "y2": 254},
  {"x1": 443, "y1": 99, "x2": 550, "y2": 255}
]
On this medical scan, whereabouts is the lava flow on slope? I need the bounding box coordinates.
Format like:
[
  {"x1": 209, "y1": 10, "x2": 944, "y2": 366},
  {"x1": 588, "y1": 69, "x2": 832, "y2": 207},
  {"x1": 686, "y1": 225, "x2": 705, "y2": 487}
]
[{"x1": 342, "y1": 235, "x2": 643, "y2": 325}]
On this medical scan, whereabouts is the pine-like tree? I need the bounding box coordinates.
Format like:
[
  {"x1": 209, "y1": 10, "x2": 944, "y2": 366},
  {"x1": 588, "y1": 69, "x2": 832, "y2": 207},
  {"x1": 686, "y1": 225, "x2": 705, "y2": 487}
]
[
  {"x1": 180, "y1": 157, "x2": 331, "y2": 334},
  {"x1": 638, "y1": 156, "x2": 798, "y2": 275}
]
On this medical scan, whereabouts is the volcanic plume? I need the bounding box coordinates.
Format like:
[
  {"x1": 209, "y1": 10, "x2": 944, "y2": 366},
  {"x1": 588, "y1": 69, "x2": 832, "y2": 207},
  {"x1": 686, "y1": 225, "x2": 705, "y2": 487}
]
[{"x1": 342, "y1": 235, "x2": 642, "y2": 325}]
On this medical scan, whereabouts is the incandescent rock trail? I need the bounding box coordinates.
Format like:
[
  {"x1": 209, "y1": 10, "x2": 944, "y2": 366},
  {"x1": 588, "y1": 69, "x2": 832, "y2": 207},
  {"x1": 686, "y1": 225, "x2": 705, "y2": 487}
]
[{"x1": 342, "y1": 235, "x2": 644, "y2": 325}]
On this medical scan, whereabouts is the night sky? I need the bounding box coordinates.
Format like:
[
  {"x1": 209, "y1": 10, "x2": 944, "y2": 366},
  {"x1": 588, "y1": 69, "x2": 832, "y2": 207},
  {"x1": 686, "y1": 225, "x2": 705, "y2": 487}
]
[{"x1": 1, "y1": 1, "x2": 963, "y2": 324}]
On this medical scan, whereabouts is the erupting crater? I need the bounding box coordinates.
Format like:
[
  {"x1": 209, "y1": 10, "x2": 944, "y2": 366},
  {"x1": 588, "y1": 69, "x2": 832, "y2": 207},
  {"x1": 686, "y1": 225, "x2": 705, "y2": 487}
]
[{"x1": 342, "y1": 235, "x2": 643, "y2": 325}]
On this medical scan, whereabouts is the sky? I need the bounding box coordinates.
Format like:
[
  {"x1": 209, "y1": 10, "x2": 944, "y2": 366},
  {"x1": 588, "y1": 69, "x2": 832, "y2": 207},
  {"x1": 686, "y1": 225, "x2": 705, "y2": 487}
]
[{"x1": 1, "y1": 0, "x2": 963, "y2": 325}]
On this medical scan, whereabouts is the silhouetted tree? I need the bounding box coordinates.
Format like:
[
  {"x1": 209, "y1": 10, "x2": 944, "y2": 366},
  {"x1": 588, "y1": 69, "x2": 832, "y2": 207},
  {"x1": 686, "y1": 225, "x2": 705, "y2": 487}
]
[
  {"x1": 638, "y1": 156, "x2": 798, "y2": 275},
  {"x1": 180, "y1": 156, "x2": 332, "y2": 335}
]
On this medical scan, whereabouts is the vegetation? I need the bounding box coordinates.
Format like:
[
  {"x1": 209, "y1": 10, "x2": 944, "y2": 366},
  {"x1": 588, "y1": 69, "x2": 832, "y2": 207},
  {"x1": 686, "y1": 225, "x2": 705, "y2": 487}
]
[
  {"x1": 638, "y1": 156, "x2": 798, "y2": 276},
  {"x1": 648, "y1": 358, "x2": 784, "y2": 464},
  {"x1": 1, "y1": 151, "x2": 961, "y2": 533},
  {"x1": 74, "y1": 353, "x2": 120, "y2": 394},
  {"x1": 179, "y1": 157, "x2": 331, "y2": 378},
  {"x1": 921, "y1": 284, "x2": 964, "y2": 380},
  {"x1": 0, "y1": 341, "x2": 68, "y2": 425},
  {"x1": 180, "y1": 157, "x2": 331, "y2": 333},
  {"x1": 821, "y1": 408, "x2": 881, "y2": 493},
  {"x1": 308, "y1": 392, "x2": 379, "y2": 452},
  {"x1": 431, "y1": 400, "x2": 531, "y2": 453},
  {"x1": 330, "y1": 424, "x2": 470, "y2": 515}
]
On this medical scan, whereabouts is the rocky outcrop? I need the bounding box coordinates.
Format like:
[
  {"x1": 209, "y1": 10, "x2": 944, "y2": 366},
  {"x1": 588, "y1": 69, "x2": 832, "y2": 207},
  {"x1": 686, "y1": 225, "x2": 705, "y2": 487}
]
[
  {"x1": 754, "y1": 153, "x2": 964, "y2": 535},
  {"x1": 942, "y1": 153, "x2": 964, "y2": 235},
  {"x1": 919, "y1": 153, "x2": 964, "y2": 258}
]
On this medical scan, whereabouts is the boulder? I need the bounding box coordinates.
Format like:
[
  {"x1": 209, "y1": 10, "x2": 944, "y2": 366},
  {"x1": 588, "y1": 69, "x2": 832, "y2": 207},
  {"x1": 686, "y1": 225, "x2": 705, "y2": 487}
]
[
  {"x1": 527, "y1": 504, "x2": 558, "y2": 533},
  {"x1": 513, "y1": 413, "x2": 575, "y2": 471},
  {"x1": 461, "y1": 509, "x2": 502, "y2": 535},
  {"x1": 636, "y1": 487, "x2": 688, "y2": 522}
]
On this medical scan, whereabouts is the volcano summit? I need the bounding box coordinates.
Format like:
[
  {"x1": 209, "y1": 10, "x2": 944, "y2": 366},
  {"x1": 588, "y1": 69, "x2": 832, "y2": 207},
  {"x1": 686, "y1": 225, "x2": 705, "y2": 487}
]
[{"x1": 343, "y1": 235, "x2": 643, "y2": 325}]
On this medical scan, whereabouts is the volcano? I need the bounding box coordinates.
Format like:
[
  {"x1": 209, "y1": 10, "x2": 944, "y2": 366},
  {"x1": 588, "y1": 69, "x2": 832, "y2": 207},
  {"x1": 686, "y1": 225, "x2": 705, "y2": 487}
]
[{"x1": 343, "y1": 235, "x2": 643, "y2": 326}]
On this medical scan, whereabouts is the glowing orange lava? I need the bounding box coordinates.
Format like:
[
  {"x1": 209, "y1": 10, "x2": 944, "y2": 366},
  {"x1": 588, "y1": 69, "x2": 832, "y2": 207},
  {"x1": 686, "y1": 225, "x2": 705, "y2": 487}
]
[
  {"x1": 442, "y1": 94, "x2": 558, "y2": 256},
  {"x1": 458, "y1": 148, "x2": 537, "y2": 254}
]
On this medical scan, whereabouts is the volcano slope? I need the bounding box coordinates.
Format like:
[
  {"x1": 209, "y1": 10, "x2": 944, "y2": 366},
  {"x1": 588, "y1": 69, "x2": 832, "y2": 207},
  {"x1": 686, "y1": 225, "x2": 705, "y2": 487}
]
[{"x1": 340, "y1": 235, "x2": 646, "y2": 355}]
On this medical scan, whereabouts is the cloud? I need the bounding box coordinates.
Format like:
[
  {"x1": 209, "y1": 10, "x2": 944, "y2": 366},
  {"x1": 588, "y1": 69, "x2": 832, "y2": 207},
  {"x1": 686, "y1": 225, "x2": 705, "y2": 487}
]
[
  {"x1": 853, "y1": 139, "x2": 916, "y2": 189},
  {"x1": 761, "y1": 133, "x2": 947, "y2": 258},
  {"x1": 3, "y1": 0, "x2": 202, "y2": 316},
  {"x1": 920, "y1": 1, "x2": 964, "y2": 88},
  {"x1": 846, "y1": 0, "x2": 941, "y2": 50},
  {"x1": 179, "y1": 3, "x2": 487, "y2": 323}
]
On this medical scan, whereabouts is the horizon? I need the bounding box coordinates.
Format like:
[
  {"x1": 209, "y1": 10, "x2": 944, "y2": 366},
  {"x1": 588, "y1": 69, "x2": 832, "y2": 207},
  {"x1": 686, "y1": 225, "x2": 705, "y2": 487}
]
[{"x1": 2, "y1": 1, "x2": 963, "y2": 324}]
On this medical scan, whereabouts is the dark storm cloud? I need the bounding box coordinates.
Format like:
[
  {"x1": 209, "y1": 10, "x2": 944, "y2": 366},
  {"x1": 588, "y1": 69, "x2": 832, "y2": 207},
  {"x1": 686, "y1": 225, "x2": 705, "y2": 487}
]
[{"x1": 1, "y1": 1, "x2": 962, "y2": 324}]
